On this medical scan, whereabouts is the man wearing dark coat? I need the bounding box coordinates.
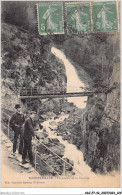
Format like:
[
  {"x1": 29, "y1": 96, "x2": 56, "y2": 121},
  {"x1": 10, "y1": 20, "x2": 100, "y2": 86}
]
[
  {"x1": 9, "y1": 104, "x2": 25, "y2": 155},
  {"x1": 22, "y1": 111, "x2": 36, "y2": 165}
]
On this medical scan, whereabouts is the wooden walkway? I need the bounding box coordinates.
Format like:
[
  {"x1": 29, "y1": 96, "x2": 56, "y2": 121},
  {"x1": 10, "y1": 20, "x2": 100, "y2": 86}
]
[
  {"x1": 19, "y1": 88, "x2": 94, "y2": 99},
  {"x1": 19, "y1": 92, "x2": 94, "y2": 99}
]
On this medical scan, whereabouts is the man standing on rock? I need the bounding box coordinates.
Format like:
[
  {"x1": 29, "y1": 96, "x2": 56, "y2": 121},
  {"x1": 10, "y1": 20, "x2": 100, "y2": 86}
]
[
  {"x1": 22, "y1": 111, "x2": 37, "y2": 166},
  {"x1": 9, "y1": 104, "x2": 25, "y2": 156}
]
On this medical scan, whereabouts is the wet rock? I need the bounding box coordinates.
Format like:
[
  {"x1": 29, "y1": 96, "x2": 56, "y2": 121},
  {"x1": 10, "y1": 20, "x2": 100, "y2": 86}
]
[
  {"x1": 51, "y1": 138, "x2": 60, "y2": 144},
  {"x1": 63, "y1": 158, "x2": 74, "y2": 171},
  {"x1": 56, "y1": 159, "x2": 62, "y2": 164},
  {"x1": 36, "y1": 135, "x2": 74, "y2": 176},
  {"x1": 58, "y1": 143, "x2": 65, "y2": 149},
  {"x1": 36, "y1": 132, "x2": 48, "y2": 139},
  {"x1": 62, "y1": 135, "x2": 69, "y2": 140},
  {"x1": 49, "y1": 146, "x2": 64, "y2": 157},
  {"x1": 69, "y1": 160, "x2": 74, "y2": 167}
]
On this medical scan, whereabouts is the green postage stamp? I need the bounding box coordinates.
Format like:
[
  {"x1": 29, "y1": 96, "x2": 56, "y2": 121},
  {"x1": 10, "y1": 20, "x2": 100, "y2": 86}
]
[
  {"x1": 37, "y1": 1, "x2": 118, "y2": 35},
  {"x1": 92, "y1": 1, "x2": 118, "y2": 32},
  {"x1": 65, "y1": 2, "x2": 91, "y2": 34},
  {"x1": 37, "y1": 2, "x2": 64, "y2": 35}
]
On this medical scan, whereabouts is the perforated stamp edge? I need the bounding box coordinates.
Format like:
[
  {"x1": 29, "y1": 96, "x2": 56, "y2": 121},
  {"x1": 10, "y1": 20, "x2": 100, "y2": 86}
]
[
  {"x1": 36, "y1": 1, "x2": 120, "y2": 36},
  {"x1": 36, "y1": 2, "x2": 65, "y2": 36},
  {"x1": 91, "y1": 1, "x2": 119, "y2": 33},
  {"x1": 64, "y1": 1, "x2": 92, "y2": 34}
]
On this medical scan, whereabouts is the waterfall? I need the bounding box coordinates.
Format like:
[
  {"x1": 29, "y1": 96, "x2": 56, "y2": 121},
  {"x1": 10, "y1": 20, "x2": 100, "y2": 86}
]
[{"x1": 51, "y1": 47, "x2": 87, "y2": 108}]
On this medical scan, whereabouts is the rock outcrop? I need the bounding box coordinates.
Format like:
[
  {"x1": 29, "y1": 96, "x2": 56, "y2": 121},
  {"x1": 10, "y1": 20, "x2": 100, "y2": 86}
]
[
  {"x1": 80, "y1": 56, "x2": 120, "y2": 174},
  {"x1": 35, "y1": 130, "x2": 74, "y2": 176}
]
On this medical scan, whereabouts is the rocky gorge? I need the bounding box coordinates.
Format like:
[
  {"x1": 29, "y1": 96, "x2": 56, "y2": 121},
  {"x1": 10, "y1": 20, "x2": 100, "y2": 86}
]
[
  {"x1": 1, "y1": 1, "x2": 120, "y2": 177},
  {"x1": 55, "y1": 33, "x2": 120, "y2": 174}
]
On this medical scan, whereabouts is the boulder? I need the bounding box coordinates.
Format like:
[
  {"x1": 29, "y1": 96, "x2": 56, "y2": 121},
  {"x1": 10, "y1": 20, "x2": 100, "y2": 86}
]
[
  {"x1": 69, "y1": 160, "x2": 74, "y2": 167},
  {"x1": 56, "y1": 159, "x2": 62, "y2": 164},
  {"x1": 62, "y1": 135, "x2": 69, "y2": 140},
  {"x1": 52, "y1": 138, "x2": 60, "y2": 144},
  {"x1": 50, "y1": 146, "x2": 64, "y2": 157}
]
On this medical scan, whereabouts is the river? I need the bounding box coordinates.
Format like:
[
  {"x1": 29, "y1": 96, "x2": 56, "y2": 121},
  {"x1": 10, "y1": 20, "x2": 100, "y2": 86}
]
[
  {"x1": 43, "y1": 116, "x2": 92, "y2": 177},
  {"x1": 43, "y1": 47, "x2": 91, "y2": 177},
  {"x1": 43, "y1": 47, "x2": 119, "y2": 185}
]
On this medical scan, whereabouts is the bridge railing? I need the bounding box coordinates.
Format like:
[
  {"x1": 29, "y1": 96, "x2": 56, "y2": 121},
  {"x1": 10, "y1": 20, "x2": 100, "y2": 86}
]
[
  {"x1": 19, "y1": 87, "x2": 87, "y2": 96},
  {"x1": 1, "y1": 110, "x2": 85, "y2": 177}
]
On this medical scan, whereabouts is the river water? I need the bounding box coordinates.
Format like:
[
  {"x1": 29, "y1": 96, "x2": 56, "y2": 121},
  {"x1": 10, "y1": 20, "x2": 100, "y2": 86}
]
[
  {"x1": 43, "y1": 47, "x2": 119, "y2": 185},
  {"x1": 43, "y1": 47, "x2": 91, "y2": 177},
  {"x1": 43, "y1": 117, "x2": 92, "y2": 177}
]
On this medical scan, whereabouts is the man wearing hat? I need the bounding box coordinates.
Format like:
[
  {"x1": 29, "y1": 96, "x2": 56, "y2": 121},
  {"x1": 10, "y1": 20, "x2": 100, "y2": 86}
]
[
  {"x1": 9, "y1": 104, "x2": 25, "y2": 155},
  {"x1": 22, "y1": 110, "x2": 37, "y2": 165}
]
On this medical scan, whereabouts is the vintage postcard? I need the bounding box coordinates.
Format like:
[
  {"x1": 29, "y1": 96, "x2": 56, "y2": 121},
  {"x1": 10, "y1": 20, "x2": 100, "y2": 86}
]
[{"x1": 1, "y1": 0, "x2": 120, "y2": 189}]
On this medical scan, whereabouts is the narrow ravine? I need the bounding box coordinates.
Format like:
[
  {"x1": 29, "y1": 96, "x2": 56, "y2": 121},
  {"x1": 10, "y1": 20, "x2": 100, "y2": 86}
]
[
  {"x1": 42, "y1": 47, "x2": 119, "y2": 184},
  {"x1": 42, "y1": 47, "x2": 93, "y2": 177}
]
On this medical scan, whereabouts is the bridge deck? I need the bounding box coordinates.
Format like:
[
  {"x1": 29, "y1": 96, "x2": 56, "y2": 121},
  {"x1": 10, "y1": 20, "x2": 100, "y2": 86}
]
[{"x1": 19, "y1": 92, "x2": 94, "y2": 99}]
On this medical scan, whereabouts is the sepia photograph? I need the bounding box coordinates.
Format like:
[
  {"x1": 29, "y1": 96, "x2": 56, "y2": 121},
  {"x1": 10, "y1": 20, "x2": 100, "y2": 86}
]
[{"x1": 1, "y1": 0, "x2": 120, "y2": 189}]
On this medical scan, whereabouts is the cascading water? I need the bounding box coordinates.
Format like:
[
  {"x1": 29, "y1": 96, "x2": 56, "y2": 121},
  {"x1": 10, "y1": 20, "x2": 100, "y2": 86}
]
[
  {"x1": 43, "y1": 46, "x2": 92, "y2": 176},
  {"x1": 51, "y1": 47, "x2": 87, "y2": 109},
  {"x1": 42, "y1": 46, "x2": 119, "y2": 183}
]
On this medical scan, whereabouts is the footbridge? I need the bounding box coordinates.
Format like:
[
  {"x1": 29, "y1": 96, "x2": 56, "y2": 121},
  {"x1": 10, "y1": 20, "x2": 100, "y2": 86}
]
[{"x1": 18, "y1": 87, "x2": 95, "y2": 99}]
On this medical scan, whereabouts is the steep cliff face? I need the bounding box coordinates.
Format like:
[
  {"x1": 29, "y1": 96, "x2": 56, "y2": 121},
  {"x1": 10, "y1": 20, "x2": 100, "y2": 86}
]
[{"x1": 80, "y1": 53, "x2": 120, "y2": 174}]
